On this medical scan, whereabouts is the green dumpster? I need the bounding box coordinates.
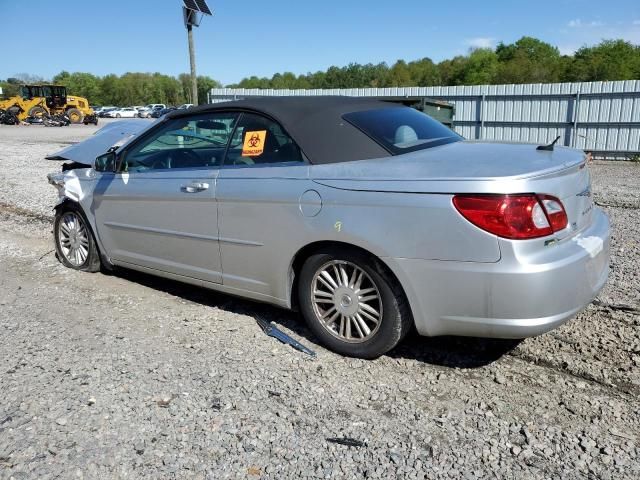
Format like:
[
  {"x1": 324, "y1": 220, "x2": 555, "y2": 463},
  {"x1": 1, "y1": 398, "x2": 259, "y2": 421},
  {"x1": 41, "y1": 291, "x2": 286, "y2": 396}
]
[{"x1": 378, "y1": 96, "x2": 455, "y2": 129}]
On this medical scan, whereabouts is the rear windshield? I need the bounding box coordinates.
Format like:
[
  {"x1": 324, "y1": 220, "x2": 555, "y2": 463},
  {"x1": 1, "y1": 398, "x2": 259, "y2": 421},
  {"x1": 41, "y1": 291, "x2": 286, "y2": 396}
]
[{"x1": 343, "y1": 107, "x2": 462, "y2": 155}]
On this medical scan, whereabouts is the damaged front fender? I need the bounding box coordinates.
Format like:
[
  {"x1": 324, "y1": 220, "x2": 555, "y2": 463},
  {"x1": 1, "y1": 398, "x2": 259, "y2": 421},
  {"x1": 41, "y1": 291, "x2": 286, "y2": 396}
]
[
  {"x1": 47, "y1": 167, "x2": 113, "y2": 269},
  {"x1": 47, "y1": 168, "x2": 96, "y2": 207}
]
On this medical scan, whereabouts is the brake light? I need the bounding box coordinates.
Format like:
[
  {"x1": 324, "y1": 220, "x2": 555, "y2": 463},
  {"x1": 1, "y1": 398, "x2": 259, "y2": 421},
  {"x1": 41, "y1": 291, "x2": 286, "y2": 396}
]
[
  {"x1": 452, "y1": 194, "x2": 568, "y2": 239},
  {"x1": 538, "y1": 195, "x2": 568, "y2": 232}
]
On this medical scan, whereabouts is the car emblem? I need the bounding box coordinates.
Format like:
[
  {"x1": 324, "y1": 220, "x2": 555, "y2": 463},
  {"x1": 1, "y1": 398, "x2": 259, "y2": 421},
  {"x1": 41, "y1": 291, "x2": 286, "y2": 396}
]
[{"x1": 576, "y1": 186, "x2": 591, "y2": 197}]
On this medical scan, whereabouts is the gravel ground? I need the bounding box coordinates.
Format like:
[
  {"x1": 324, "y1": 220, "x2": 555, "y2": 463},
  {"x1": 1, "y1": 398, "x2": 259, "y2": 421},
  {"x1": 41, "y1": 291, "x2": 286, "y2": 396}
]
[{"x1": 0, "y1": 123, "x2": 638, "y2": 479}]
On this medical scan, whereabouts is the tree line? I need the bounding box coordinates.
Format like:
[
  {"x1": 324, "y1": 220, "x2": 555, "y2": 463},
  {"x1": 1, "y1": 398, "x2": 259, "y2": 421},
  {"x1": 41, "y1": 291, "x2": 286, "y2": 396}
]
[
  {"x1": 231, "y1": 37, "x2": 640, "y2": 89},
  {"x1": 1, "y1": 37, "x2": 639, "y2": 105}
]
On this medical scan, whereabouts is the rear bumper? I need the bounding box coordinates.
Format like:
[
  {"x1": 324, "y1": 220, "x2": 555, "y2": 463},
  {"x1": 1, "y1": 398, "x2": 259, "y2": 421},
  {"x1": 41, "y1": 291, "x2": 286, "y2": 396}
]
[{"x1": 384, "y1": 207, "x2": 610, "y2": 338}]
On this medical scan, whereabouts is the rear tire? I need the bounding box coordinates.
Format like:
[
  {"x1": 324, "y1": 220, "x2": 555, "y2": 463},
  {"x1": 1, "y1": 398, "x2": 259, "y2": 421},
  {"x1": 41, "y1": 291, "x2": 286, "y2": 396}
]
[
  {"x1": 66, "y1": 108, "x2": 83, "y2": 124},
  {"x1": 116, "y1": 113, "x2": 121, "y2": 118},
  {"x1": 28, "y1": 106, "x2": 47, "y2": 118},
  {"x1": 298, "y1": 247, "x2": 412, "y2": 358},
  {"x1": 54, "y1": 204, "x2": 101, "y2": 272}
]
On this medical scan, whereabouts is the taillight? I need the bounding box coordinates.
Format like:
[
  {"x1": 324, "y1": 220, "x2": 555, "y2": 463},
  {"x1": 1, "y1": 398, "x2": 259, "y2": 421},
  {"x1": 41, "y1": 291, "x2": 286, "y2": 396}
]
[
  {"x1": 452, "y1": 194, "x2": 568, "y2": 240},
  {"x1": 537, "y1": 195, "x2": 568, "y2": 232}
]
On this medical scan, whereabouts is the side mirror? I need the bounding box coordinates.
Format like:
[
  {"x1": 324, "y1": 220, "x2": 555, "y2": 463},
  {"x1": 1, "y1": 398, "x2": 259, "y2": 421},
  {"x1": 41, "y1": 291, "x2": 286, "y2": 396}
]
[{"x1": 94, "y1": 151, "x2": 116, "y2": 172}]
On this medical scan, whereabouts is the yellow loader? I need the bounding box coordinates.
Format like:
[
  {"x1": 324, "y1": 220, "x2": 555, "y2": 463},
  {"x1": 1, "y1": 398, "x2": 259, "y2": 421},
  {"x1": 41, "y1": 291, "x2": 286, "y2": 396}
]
[{"x1": 0, "y1": 85, "x2": 95, "y2": 124}]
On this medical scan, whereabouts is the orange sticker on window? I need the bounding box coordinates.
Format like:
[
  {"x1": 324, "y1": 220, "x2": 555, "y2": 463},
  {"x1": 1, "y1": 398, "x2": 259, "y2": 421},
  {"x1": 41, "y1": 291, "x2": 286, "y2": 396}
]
[{"x1": 242, "y1": 130, "x2": 266, "y2": 156}]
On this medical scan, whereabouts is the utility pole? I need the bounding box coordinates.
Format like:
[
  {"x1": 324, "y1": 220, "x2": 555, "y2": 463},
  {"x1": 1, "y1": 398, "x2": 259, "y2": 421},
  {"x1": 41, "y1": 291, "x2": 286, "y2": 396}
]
[
  {"x1": 187, "y1": 23, "x2": 198, "y2": 105},
  {"x1": 182, "y1": 0, "x2": 212, "y2": 106}
]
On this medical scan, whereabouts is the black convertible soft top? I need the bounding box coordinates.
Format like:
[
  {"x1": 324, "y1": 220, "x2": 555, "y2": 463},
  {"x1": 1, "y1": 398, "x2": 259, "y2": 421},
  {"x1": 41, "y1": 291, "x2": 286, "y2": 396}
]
[{"x1": 167, "y1": 96, "x2": 403, "y2": 164}]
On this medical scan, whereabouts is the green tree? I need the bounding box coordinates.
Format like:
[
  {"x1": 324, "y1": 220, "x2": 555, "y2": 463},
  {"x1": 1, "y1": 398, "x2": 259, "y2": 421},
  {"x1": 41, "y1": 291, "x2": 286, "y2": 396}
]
[
  {"x1": 407, "y1": 58, "x2": 439, "y2": 86},
  {"x1": 234, "y1": 75, "x2": 272, "y2": 89},
  {"x1": 99, "y1": 74, "x2": 119, "y2": 105},
  {"x1": 52, "y1": 71, "x2": 102, "y2": 104},
  {"x1": 437, "y1": 56, "x2": 470, "y2": 86},
  {"x1": 462, "y1": 48, "x2": 499, "y2": 85},
  {"x1": 196, "y1": 75, "x2": 222, "y2": 104},
  {"x1": 495, "y1": 37, "x2": 563, "y2": 83},
  {"x1": 569, "y1": 40, "x2": 640, "y2": 81},
  {"x1": 0, "y1": 78, "x2": 21, "y2": 98},
  {"x1": 385, "y1": 60, "x2": 413, "y2": 87}
]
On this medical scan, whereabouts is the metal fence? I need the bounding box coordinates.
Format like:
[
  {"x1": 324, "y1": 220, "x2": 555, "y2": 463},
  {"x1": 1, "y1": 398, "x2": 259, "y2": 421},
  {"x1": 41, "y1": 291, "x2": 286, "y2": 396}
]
[{"x1": 210, "y1": 80, "x2": 640, "y2": 159}]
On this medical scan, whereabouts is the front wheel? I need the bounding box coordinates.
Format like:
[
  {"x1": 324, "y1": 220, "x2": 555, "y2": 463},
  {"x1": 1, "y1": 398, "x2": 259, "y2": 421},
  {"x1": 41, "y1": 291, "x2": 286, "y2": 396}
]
[
  {"x1": 298, "y1": 248, "x2": 412, "y2": 358},
  {"x1": 54, "y1": 206, "x2": 101, "y2": 272},
  {"x1": 66, "y1": 108, "x2": 83, "y2": 124}
]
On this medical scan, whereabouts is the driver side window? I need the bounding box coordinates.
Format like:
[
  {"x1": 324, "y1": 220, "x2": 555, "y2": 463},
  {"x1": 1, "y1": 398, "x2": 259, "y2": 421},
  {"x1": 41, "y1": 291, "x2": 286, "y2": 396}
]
[
  {"x1": 120, "y1": 112, "x2": 239, "y2": 172},
  {"x1": 224, "y1": 113, "x2": 304, "y2": 167}
]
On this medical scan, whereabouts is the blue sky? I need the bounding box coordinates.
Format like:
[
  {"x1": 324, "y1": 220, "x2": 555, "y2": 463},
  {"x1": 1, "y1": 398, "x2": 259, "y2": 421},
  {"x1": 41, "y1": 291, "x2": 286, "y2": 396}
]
[{"x1": 2, "y1": 0, "x2": 639, "y2": 85}]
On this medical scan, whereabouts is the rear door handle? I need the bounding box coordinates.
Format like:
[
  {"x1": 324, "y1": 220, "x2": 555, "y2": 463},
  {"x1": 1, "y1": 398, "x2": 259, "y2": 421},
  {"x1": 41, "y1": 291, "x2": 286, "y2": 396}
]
[{"x1": 181, "y1": 182, "x2": 209, "y2": 193}]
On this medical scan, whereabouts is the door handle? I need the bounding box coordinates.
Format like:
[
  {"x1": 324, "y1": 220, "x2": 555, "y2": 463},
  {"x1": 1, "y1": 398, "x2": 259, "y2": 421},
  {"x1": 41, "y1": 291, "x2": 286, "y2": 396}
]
[{"x1": 181, "y1": 182, "x2": 209, "y2": 193}]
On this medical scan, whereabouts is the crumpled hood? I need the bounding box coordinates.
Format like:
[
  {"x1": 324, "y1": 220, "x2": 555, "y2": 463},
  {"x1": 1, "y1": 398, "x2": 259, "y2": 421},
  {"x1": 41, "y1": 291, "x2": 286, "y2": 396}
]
[
  {"x1": 311, "y1": 141, "x2": 587, "y2": 193},
  {"x1": 45, "y1": 120, "x2": 154, "y2": 166}
]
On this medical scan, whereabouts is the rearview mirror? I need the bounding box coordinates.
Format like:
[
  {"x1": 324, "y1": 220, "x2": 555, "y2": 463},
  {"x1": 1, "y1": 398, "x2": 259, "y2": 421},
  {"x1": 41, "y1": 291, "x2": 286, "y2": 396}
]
[
  {"x1": 94, "y1": 151, "x2": 116, "y2": 172},
  {"x1": 196, "y1": 120, "x2": 227, "y2": 130}
]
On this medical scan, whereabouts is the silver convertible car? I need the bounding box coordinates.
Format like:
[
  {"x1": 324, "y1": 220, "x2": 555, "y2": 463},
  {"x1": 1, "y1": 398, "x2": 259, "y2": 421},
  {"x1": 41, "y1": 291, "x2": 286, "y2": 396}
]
[{"x1": 47, "y1": 97, "x2": 610, "y2": 358}]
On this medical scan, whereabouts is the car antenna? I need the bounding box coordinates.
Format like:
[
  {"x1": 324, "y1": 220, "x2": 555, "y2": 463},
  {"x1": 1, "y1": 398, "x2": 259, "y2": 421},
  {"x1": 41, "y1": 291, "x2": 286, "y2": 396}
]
[{"x1": 537, "y1": 135, "x2": 561, "y2": 151}]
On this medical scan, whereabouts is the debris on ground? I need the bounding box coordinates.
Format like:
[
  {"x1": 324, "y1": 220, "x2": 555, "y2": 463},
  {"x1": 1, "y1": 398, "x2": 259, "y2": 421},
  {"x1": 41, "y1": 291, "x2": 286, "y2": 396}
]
[
  {"x1": 256, "y1": 317, "x2": 316, "y2": 357},
  {"x1": 326, "y1": 437, "x2": 366, "y2": 448}
]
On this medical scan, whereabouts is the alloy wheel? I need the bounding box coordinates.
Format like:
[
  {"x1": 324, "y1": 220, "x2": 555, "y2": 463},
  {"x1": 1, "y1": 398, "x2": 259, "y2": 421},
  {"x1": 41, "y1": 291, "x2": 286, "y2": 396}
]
[
  {"x1": 57, "y1": 212, "x2": 90, "y2": 267},
  {"x1": 310, "y1": 260, "x2": 383, "y2": 343}
]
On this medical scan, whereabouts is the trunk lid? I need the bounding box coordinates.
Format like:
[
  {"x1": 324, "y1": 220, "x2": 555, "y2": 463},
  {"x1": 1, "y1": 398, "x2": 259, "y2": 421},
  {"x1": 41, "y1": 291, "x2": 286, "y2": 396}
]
[
  {"x1": 311, "y1": 140, "x2": 593, "y2": 237},
  {"x1": 311, "y1": 141, "x2": 586, "y2": 185}
]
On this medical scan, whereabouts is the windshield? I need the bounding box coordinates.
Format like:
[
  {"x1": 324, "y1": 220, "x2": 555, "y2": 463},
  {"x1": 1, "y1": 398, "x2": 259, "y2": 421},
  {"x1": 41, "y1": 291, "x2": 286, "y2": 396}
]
[{"x1": 343, "y1": 107, "x2": 462, "y2": 155}]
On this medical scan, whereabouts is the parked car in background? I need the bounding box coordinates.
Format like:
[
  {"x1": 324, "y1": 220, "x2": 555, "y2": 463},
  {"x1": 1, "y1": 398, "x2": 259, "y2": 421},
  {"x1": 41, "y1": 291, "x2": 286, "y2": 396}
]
[
  {"x1": 97, "y1": 106, "x2": 118, "y2": 118},
  {"x1": 105, "y1": 107, "x2": 139, "y2": 118},
  {"x1": 150, "y1": 107, "x2": 175, "y2": 118},
  {"x1": 46, "y1": 97, "x2": 610, "y2": 359},
  {"x1": 177, "y1": 103, "x2": 194, "y2": 109},
  {"x1": 138, "y1": 104, "x2": 167, "y2": 118}
]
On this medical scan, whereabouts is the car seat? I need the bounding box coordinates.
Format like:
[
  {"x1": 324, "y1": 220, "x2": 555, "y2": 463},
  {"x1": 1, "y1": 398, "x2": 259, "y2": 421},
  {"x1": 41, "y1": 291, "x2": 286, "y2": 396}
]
[{"x1": 394, "y1": 125, "x2": 419, "y2": 147}]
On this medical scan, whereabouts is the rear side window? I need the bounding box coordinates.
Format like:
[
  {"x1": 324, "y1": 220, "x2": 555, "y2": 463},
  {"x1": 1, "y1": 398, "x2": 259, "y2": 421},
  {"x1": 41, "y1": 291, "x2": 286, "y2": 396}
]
[{"x1": 343, "y1": 107, "x2": 461, "y2": 155}]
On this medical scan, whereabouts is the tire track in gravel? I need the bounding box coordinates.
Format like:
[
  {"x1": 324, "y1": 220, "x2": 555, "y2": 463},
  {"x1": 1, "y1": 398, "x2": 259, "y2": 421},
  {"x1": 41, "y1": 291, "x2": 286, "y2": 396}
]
[
  {"x1": 595, "y1": 200, "x2": 640, "y2": 210},
  {"x1": 506, "y1": 349, "x2": 639, "y2": 399},
  {"x1": 0, "y1": 202, "x2": 54, "y2": 223}
]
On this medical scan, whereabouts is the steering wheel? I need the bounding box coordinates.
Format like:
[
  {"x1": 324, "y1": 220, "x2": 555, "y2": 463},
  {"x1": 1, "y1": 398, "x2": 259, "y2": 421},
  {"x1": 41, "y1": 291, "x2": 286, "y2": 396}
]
[
  {"x1": 149, "y1": 149, "x2": 201, "y2": 170},
  {"x1": 170, "y1": 149, "x2": 202, "y2": 168},
  {"x1": 149, "y1": 153, "x2": 171, "y2": 170},
  {"x1": 234, "y1": 156, "x2": 255, "y2": 166}
]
